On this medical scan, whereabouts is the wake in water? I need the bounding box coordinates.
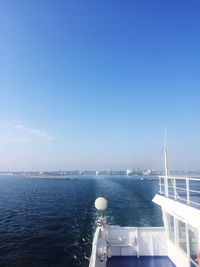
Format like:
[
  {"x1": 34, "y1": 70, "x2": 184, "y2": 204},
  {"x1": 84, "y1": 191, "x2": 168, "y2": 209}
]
[{"x1": 0, "y1": 175, "x2": 162, "y2": 267}]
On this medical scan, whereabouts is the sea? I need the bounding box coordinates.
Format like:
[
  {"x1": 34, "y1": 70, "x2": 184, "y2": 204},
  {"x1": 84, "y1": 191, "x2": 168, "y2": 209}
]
[{"x1": 0, "y1": 175, "x2": 163, "y2": 267}]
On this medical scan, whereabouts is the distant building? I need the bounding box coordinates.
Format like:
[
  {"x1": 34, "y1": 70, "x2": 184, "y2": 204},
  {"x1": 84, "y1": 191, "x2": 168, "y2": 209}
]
[{"x1": 126, "y1": 169, "x2": 133, "y2": 176}]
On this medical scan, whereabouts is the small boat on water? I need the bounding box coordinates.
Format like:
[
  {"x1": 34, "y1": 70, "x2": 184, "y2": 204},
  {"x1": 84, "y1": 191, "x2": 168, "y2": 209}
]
[{"x1": 89, "y1": 147, "x2": 200, "y2": 267}]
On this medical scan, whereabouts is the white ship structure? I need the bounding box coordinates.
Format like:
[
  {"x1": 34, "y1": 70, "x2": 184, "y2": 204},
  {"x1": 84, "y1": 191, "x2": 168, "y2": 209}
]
[
  {"x1": 89, "y1": 147, "x2": 200, "y2": 267},
  {"x1": 126, "y1": 169, "x2": 133, "y2": 176},
  {"x1": 143, "y1": 169, "x2": 157, "y2": 176}
]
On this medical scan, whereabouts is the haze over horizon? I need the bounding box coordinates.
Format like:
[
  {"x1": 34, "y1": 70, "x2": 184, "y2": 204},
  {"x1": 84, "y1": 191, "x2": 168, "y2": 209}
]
[{"x1": 0, "y1": 0, "x2": 200, "y2": 171}]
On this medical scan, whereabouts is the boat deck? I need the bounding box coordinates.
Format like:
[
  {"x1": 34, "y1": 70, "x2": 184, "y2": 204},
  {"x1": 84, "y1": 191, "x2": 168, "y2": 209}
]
[{"x1": 106, "y1": 256, "x2": 176, "y2": 267}]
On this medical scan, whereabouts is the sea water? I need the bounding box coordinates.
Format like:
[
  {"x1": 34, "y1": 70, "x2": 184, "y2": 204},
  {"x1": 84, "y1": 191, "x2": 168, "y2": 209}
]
[{"x1": 0, "y1": 175, "x2": 162, "y2": 267}]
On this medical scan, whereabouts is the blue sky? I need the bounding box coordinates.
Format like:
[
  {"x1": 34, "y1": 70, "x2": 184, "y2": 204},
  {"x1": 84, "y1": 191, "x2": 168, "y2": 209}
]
[{"x1": 0, "y1": 0, "x2": 200, "y2": 171}]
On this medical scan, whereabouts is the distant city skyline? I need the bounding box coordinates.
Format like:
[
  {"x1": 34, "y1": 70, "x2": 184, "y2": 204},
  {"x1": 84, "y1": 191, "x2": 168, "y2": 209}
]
[{"x1": 0, "y1": 1, "x2": 200, "y2": 171}]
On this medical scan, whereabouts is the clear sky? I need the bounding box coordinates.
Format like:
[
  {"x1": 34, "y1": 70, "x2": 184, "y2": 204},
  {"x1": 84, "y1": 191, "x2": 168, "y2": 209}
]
[{"x1": 0, "y1": 0, "x2": 200, "y2": 171}]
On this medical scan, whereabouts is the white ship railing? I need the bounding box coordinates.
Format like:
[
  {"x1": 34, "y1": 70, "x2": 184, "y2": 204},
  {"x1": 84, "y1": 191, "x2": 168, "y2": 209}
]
[
  {"x1": 106, "y1": 226, "x2": 167, "y2": 257},
  {"x1": 159, "y1": 175, "x2": 200, "y2": 207},
  {"x1": 89, "y1": 227, "x2": 101, "y2": 267}
]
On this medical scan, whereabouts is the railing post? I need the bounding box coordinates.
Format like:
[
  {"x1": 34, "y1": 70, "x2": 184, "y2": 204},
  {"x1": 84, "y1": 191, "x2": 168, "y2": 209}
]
[
  {"x1": 159, "y1": 177, "x2": 162, "y2": 194},
  {"x1": 173, "y1": 178, "x2": 177, "y2": 200},
  {"x1": 186, "y1": 178, "x2": 190, "y2": 205},
  {"x1": 136, "y1": 228, "x2": 139, "y2": 258},
  {"x1": 164, "y1": 148, "x2": 169, "y2": 197},
  {"x1": 164, "y1": 176, "x2": 169, "y2": 197}
]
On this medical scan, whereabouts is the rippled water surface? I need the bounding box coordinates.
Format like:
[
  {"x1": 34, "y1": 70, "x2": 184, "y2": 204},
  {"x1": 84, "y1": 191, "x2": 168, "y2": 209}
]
[{"x1": 0, "y1": 176, "x2": 162, "y2": 267}]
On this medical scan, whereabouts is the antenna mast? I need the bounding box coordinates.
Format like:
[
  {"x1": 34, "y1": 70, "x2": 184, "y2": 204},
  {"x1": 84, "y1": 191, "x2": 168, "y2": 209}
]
[{"x1": 164, "y1": 128, "x2": 169, "y2": 197}]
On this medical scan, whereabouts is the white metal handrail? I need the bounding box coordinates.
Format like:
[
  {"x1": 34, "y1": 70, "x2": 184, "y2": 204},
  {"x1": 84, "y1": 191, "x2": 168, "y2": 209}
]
[
  {"x1": 159, "y1": 184, "x2": 200, "y2": 194},
  {"x1": 158, "y1": 175, "x2": 200, "y2": 207}
]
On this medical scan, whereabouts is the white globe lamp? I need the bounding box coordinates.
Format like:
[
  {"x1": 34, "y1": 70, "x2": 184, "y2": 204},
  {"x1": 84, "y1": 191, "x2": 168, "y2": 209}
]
[
  {"x1": 95, "y1": 197, "x2": 108, "y2": 211},
  {"x1": 95, "y1": 197, "x2": 108, "y2": 227}
]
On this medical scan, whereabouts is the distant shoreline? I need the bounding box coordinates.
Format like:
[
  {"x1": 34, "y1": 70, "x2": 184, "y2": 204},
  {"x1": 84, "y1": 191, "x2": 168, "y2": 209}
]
[{"x1": 27, "y1": 175, "x2": 75, "y2": 179}]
